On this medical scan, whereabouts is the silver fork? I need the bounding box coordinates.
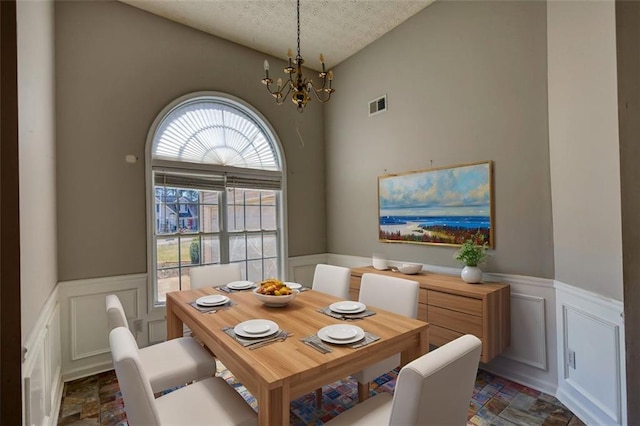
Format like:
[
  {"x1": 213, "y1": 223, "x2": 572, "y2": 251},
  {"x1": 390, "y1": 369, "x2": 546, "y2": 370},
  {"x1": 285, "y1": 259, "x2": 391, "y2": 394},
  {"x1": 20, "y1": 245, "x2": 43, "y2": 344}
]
[{"x1": 248, "y1": 332, "x2": 290, "y2": 350}]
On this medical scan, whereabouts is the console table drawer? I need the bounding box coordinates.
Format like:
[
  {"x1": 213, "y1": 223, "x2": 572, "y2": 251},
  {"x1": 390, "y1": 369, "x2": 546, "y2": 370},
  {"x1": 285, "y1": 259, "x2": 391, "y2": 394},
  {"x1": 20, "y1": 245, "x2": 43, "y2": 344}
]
[
  {"x1": 430, "y1": 324, "x2": 464, "y2": 347},
  {"x1": 428, "y1": 306, "x2": 483, "y2": 337},
  {"x1": 427, "y1": 290, "x2": 482, "y2": 316}
]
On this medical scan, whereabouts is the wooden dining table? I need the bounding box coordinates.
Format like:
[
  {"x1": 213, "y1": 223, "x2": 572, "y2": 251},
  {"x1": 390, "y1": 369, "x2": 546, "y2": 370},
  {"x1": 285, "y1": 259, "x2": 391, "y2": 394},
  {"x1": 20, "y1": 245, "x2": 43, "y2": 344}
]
[{"x1": 166, "y1": 287, "x2": 429, "y2": 425}]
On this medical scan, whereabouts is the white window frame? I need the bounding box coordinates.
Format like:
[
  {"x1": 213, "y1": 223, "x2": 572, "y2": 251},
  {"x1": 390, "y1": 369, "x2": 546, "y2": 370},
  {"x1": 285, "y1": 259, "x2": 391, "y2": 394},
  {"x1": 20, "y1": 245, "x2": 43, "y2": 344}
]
[{"x1": 144, "y1": 92, "x2": 288, "y2": 311}]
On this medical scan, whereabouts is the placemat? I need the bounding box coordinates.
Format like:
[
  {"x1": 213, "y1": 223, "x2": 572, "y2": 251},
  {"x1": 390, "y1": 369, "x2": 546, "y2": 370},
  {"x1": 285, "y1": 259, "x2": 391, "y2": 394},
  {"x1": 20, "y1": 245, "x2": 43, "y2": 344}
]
[
  {"x1": 188, "y1": 299, "x2": 235, "y2": 313},
  {"x1": 301, "y1": 331, "x2": 380, "y2": 352},
  {"x1": 222, "y1": 326, "x2": 289, "y2": 348},
  {"x1": 317, "y1": 307, "x2": 376, "y2": 320},
  {"x1": 216, "y1": 285, "x2": 257, "y2": 293}
]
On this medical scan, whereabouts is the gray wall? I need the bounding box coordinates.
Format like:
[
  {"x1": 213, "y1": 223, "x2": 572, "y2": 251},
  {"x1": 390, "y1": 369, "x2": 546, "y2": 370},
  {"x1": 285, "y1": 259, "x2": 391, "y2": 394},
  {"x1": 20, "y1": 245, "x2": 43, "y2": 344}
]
[
  {"x1": 547, "y1": 1, "x2": 622, "y2": 300},
  {"x1": 18, "y1": 0, "x2": 58, "y2": 341},
  {"x1": 55, "y1": 0, "x2": 326, "y2": 281},
  {"x1": 325, "y1": 1, "x2": 554, "y2": 278}
]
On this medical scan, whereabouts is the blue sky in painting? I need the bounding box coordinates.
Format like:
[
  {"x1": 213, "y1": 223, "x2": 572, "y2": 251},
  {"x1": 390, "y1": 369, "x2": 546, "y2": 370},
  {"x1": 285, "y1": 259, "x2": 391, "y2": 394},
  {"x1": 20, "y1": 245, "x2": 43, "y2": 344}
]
[{"x1": 379, "y1": 163, "x2": 490, "y2": 215}]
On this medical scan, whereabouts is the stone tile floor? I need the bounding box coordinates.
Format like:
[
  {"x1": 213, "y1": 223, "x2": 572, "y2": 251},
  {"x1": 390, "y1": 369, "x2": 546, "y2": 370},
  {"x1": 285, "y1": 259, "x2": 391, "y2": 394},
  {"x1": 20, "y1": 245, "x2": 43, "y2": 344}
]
[{"x1": 57, "y1": 367, "x2": 585, "y2": 426}]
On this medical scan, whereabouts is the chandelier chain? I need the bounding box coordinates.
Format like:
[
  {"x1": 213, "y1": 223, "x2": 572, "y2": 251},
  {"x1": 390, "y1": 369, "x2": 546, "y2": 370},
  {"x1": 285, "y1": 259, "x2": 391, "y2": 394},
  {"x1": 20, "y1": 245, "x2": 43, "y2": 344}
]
[{"x1": 296, "y1": 0, "x2": 301, "y2": 59}]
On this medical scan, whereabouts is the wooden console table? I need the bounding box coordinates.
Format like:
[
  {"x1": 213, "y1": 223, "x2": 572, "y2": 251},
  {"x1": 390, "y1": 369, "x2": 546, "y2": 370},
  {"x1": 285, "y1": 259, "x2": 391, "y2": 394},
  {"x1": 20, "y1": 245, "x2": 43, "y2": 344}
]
[{"x1": 349, "y1": 266, "x2": 510, "y2": 363}]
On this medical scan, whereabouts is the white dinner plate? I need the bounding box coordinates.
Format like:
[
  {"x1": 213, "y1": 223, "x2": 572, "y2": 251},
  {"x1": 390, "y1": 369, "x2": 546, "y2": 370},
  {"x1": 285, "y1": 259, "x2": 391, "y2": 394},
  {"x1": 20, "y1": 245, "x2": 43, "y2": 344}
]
[
  {"x1": 285, "y1": 282, "x2": 302, "y2": 290},
  {"x1": 227, "y1": 280, "x2": 255, "y2": 290},
  {"x1": 196, "y1": 294, "x2": 230, "y2": 306},
  {"x1": 318, "y1": 324, "x2": 365, "y2": 345},
  {"x1": 329, "y1": 301, "x2": 366, "y2": 314},
  {"x1": 234, "y1": 319, "x2": 279, "y2": 338}
]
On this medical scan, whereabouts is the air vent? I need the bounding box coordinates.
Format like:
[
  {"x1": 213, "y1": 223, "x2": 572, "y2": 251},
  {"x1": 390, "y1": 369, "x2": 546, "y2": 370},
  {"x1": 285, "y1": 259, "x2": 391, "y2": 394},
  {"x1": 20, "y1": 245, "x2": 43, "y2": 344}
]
[{"x1": 368, "y1": 95, "x2": 387, "y2": 116}]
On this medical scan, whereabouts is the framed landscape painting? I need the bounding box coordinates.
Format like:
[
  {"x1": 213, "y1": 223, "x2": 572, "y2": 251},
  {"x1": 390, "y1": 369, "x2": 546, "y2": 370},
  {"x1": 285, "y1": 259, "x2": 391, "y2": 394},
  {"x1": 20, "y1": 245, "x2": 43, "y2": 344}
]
[{"x1": 378, "y1": 161, "x2": 494, "y2": 247}]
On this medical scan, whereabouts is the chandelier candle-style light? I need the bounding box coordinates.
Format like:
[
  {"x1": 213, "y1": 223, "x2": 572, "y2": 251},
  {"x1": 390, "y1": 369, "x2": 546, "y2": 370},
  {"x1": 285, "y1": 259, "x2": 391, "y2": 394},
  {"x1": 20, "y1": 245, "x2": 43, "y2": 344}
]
[{"x1": 261, "y1": 0, "x2": 335, "y2": 112}]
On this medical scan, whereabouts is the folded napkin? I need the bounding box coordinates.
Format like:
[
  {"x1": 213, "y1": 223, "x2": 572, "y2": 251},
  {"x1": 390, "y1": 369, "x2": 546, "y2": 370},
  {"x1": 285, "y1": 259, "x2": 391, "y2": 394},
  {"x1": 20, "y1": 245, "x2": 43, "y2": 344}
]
[
  {"x1": 216, "y1": 285, "x2": 257, "y2": 293},
  {"x1": 318, "y1": 307, "x2": 377, "y2": 321},
  {"x1": 222, "y1": 326, "x2": 289, "y2": 348},
  {"x1": 189, "y1": 300, "x2": 235, "y2": 314}
]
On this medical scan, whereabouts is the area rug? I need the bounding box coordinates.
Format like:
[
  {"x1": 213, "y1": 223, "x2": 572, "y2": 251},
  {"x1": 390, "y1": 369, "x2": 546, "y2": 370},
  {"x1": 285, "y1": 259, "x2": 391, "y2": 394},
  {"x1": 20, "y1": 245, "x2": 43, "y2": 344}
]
[{"x1": 218, "y1": 364, "x2": 397, "y2": 425}]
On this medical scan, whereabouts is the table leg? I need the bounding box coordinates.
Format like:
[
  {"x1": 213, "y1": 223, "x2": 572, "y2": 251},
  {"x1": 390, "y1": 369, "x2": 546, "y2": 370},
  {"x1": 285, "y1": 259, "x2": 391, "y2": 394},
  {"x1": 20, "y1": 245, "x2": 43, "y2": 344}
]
[
  {"x1": 166, "y1": 296, "x2": 183, "y2": 340},
  {"x1": 258, "y1": 385, "x2": 289, "y2": 426},
  {"x1": 401, "y1": 327, "x2": 429, "y2": 366}
]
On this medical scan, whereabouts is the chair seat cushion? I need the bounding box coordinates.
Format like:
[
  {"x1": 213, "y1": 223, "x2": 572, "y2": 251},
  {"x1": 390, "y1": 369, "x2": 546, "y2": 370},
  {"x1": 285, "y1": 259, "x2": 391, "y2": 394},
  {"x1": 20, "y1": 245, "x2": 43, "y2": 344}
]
[
  {"x1": 139, "y1": 337, "x2": 217, "y2": 393},
  {"x1": 324, "y1": 392, "x2": 392, "y2": 425},
  {"x1": 156, "y1": 377, "x2": 257, "y2": 426}
]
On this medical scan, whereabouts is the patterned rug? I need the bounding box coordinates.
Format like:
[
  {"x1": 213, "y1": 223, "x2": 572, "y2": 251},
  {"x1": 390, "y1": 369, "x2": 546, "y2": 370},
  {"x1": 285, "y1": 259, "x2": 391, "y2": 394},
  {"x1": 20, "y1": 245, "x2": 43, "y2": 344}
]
[
  {"x1": 56, "y1": 365, "x2": 585, "y2": 425},
  {"x1": 217, "y1": 365, "x2": 585, "y2": 426},
  {"x1": 218, "y1": 365, "x2": 397, "y2": 425}
]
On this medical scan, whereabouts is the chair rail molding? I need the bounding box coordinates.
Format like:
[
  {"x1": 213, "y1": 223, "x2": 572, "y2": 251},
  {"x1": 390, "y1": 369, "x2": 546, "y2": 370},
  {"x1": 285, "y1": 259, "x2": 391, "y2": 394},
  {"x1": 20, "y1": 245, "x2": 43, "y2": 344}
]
[{"x1": 555, "y1": 280, "x2": 626, "y2": 426}]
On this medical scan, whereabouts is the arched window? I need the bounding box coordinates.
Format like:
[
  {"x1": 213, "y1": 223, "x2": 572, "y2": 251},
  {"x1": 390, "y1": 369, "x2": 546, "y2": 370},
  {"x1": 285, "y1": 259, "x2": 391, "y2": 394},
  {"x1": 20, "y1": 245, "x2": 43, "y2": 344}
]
[{"x1": 146, "y1": 92, "x2": 285, "y2": 304}]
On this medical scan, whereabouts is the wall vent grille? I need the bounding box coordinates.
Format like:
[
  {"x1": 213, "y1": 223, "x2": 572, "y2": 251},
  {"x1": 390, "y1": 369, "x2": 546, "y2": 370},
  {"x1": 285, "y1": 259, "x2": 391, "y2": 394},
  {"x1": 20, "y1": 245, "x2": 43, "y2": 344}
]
[{"x1": 368, "y1": 95, "x2": 387, "y2": 116}]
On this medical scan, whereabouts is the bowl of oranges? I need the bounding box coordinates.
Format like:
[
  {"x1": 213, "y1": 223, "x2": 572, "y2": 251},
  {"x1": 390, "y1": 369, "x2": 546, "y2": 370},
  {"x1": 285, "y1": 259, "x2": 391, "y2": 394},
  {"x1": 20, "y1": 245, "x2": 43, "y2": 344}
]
[{"x1": 253, "y1": 278, "x2": 299, "y2": 307}]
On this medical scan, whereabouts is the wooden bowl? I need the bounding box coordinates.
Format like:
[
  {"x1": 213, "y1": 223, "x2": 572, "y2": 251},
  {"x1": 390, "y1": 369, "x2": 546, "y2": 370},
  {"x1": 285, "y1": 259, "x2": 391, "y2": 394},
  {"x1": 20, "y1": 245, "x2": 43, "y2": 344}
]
[{"x1": 252, "y1": 288, "x2": 299, "y2": 307}]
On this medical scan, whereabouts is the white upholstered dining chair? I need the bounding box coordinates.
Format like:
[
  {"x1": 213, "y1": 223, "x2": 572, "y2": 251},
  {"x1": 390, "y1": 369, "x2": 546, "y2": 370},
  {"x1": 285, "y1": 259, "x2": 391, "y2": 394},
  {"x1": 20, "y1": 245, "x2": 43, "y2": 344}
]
[
  {"x1": 189, "y1": 263, "x2": 243, "y2": 289},
  {"x1": 353, "y1": 273, "x2": 419, "y2": 401},
  {"x1": 311, "y1": 263, "x2": 351, "y2": 406},
  {"x1": 325, "y1": 334, "x2": 482, "y2": 426},
  {"x1": 311, "y1": 264, "x2": 351, "y2": 300},
  {"x1": 105, "y1": 294, "x2": 217, "y2": 394},
  {"x1": 109, "y1": 327, "x2": 257, "y2": 426}
]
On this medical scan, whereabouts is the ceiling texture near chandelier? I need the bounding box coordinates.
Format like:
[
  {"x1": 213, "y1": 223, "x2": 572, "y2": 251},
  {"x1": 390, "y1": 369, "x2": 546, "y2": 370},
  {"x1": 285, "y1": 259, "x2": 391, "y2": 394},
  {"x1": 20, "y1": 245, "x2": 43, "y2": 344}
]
[{"x1": 261, "y1": 0, "x2": 335, "y2": 112}]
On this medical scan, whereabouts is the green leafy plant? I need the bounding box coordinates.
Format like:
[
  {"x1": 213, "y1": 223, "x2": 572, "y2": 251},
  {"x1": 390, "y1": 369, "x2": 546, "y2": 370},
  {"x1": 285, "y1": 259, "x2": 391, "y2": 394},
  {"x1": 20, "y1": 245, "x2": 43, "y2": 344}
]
[
  {"x1": 454, "y1": 233, "x2": 488, "y2": 267},
  {"x1": 189, "y1": 240, "x2": 200, "y2": 265}
]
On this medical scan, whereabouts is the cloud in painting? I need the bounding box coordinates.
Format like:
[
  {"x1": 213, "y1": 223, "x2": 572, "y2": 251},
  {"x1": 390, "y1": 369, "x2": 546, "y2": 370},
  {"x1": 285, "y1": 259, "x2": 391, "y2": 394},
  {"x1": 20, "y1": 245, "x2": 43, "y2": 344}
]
[{"x1": 379, "y1": 163, "x2": 490, "y2": 209}]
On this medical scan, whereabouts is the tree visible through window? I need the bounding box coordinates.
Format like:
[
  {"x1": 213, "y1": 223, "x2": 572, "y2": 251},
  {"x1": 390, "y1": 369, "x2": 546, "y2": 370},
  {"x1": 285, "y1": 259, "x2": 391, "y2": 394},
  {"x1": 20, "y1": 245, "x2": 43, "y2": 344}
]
[{"x1": 147, "y1": 93, "x2": 284, "y2": 304}]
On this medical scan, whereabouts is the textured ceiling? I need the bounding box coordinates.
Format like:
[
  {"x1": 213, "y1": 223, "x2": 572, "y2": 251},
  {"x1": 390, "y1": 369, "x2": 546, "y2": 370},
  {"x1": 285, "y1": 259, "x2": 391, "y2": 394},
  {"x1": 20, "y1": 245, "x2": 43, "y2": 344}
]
[{"x1": 120, "y1": 0, "x2": 435, "y2": 71}]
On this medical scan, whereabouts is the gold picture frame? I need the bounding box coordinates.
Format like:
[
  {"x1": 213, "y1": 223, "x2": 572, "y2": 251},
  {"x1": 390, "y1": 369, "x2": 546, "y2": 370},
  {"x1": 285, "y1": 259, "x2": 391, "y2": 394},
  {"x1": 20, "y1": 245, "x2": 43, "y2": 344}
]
[{"x1": 378, "y1": 161, "x2": 494, "y2": 247}]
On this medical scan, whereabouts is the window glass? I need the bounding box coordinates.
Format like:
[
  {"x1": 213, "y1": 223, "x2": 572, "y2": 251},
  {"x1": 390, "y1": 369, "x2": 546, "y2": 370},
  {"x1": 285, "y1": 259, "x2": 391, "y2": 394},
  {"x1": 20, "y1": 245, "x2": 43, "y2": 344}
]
[{"x1": 148, "y1": 95, "x2": 283, "y2": 305}]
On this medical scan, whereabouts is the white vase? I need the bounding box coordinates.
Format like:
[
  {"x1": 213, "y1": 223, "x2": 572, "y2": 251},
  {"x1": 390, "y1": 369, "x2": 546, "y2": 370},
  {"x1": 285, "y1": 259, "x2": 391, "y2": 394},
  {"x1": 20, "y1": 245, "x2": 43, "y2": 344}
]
[{"x1": 461, "y1": 266, "x2": 483, "y2": 284}]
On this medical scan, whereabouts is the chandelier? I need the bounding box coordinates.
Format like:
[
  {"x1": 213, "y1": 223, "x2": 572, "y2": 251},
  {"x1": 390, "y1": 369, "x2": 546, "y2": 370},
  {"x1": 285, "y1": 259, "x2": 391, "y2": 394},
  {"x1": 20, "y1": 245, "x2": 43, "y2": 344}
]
[{"x1": 261, "y1": 0, "x2": 335, "y2": 113}]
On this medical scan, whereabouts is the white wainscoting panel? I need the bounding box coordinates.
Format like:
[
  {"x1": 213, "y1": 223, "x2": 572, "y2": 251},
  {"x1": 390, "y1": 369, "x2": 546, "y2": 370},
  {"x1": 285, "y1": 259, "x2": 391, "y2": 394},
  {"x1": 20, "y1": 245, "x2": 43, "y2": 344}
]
[
  {"x1": 22, "y1": 285, "x2": 62, "y2": 426},
  {"x1": 556, "y1": 281, "x2": 626, "y2": 426},
  {"x1": 25, "y1": 340, "x2": 46, "y2": 426},
  {"x1": 59, "y1": 274, "x2": 148, "y2": 381},
  {"x1": 148, "y1": 319, "x2": 168, "y2": 345},
  {"x1": 44, "y1": 305, "x2": 61, "y2": 422},
  {"x1": 481, "y1": 273, "x2": 558, "y2": 395},
  {"x1": 501, "y1": 293, "x2": 546, "y2": 370}
]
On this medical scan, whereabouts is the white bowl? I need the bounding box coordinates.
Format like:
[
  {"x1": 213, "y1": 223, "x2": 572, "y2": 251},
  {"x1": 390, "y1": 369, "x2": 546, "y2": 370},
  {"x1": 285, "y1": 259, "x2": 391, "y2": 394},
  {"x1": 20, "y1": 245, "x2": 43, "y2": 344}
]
[
  {"x1": 397, "y1": 263, "x2": 423, "y2": 275},
  {"x1": 372, "y1": 257, "x2": 388, "y2": 270},
  {"x1": 252, "y1": 288, "x2": 299, "y2": 307}
]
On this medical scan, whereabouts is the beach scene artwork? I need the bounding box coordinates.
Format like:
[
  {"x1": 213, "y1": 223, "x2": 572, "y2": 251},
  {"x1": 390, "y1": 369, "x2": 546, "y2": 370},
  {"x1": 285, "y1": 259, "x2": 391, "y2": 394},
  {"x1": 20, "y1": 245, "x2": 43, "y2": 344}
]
[{"x1": 378, "y1": 161, "x2": 493, "y2": 247}]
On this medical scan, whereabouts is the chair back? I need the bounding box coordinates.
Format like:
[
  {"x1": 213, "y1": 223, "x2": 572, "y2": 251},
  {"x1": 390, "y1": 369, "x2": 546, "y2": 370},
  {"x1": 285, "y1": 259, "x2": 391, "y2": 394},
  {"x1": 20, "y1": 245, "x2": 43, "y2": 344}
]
[
  {"x1": 189, "y1": 263, "x2": 242, "y2": 289},
  {"x1": 389, "y1": 334, "x2": 482, "y2": 425},
  {"x1": 109, "y1": 327, "x2": 161, "y2": 425},
  {"x1": 106, "y1": 294, "x2": 129, "y2": 331},
  {"x1": 359, "y1": 273, "x2": 418, "y2": 318},
  {"x1": 311, "y1": 264, "x2": 351, "y2": 300}
]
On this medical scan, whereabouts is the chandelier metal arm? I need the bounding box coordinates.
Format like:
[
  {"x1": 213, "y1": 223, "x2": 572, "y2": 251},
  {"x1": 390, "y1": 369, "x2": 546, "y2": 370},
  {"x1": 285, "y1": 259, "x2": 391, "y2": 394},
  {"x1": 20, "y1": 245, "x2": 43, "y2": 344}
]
[{"x1": 260, "y1": 0, "x2": 335, "y2": 113}]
